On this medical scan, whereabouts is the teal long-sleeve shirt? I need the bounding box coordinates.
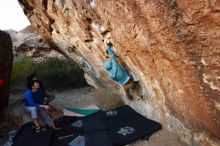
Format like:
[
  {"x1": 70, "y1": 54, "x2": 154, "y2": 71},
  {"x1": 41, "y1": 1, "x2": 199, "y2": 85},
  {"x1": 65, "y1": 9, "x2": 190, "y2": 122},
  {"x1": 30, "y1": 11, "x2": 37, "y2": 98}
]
[{"x1": 103, "y1": 45, "x2": 131, "y2": 85}]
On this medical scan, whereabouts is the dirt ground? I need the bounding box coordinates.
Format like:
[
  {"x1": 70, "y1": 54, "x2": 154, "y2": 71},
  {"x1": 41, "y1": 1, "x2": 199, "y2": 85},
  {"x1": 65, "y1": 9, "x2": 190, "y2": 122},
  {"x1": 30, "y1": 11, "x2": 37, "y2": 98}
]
[{"x1": 0, "y1": 87, "x2": 187, "y2": 146}]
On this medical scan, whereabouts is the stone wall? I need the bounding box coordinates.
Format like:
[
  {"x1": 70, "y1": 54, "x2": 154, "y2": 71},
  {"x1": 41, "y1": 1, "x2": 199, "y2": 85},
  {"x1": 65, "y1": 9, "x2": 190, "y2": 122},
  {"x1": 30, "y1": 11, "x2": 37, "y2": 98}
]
[{"x1": 18, "y1": 0, "x2": 220, "y2": 145}]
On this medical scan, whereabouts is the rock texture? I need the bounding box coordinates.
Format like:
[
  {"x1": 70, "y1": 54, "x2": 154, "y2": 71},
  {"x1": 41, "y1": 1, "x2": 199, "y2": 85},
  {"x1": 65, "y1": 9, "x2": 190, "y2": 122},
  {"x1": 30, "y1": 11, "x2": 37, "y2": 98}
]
[
  {"x1": 6, "y1": 25, "x2": 62, "y2": 62},
  {"x1": 18, "y1": 0, "x2": 220, "y2": 145},
  {"x1": 0, "y1": 30, "x2": 13, "y2": 117}
]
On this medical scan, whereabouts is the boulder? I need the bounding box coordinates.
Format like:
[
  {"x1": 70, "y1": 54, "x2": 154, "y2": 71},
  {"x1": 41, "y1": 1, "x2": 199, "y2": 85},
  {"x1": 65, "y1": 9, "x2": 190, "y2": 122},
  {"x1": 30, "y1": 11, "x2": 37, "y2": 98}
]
[
  {"x1": 18, "y1": 0, "x2": 220, "y2": 145},
  {"x1": 0, "y1": 30, "x2": 13, "y2": 118}
]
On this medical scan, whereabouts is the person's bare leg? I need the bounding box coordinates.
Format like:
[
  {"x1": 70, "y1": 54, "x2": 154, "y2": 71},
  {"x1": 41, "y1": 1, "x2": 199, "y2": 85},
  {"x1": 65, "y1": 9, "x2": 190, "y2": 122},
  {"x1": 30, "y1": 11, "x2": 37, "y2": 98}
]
[
  {"x1": 130, "y1": 81, "x2": 142, "y2": 100},
  {"x1": 124, "y1": 80, "x2": 134, "y2": 90},
  {"x1": 123, "y1": 80, "x2": 135, "y2": 99},
  {"x1": 51, "y1": 124, "x2": 56, "y2": 129},
  {"x1": 124, "y1": 80, "x2": 142, "y2": 100},
  {"x1": 33, "y1": 118, "x2": 42, "y2": 133},
  {"x1": 33, "y1": 118, "x2": 40, "y2": 127},
  {"x1": 133, "y1": 88, "x2": 142, "y2": 100},
  {"x1": 124, "y1": 86, "x2": 133, "y2": 99}
]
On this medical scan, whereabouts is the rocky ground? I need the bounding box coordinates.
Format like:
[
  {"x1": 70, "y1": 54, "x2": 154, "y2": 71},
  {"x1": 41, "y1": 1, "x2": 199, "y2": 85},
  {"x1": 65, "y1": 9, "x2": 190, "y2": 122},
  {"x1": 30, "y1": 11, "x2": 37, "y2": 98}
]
[{"x1": 0, "y1": 87, "x2": 186, "y2": 146}]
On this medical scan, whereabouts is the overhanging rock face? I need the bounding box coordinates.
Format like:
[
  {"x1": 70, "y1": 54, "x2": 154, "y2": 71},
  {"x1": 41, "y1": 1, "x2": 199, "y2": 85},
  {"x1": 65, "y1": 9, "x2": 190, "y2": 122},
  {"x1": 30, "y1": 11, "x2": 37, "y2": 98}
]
[{"x1": 18, "y1": 0, "x2": 220, "y2": 145}]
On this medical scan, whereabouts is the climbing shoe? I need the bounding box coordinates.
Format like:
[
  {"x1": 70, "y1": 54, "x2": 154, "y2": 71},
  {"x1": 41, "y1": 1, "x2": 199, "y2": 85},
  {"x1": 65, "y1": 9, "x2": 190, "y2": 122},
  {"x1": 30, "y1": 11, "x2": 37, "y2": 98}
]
[
  {"x1": 35, "y1": 126, "x2": 42, "y2": 133},
  {"x1": 52, "y1": 127, "x2": 62, "y2": 133}
]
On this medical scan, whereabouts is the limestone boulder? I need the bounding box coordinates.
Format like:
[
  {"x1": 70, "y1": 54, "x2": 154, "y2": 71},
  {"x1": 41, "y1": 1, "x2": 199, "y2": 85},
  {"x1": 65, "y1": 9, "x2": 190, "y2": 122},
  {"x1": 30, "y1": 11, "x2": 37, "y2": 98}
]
[{"x1": 18, "y1": 0, "x2": 220, "y2": 145}]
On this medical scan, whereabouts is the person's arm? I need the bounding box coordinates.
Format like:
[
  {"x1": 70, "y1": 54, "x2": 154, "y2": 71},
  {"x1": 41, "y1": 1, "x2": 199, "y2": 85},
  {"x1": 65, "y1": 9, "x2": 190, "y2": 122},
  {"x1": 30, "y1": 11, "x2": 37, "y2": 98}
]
[
  {"x1": 108, "y1": 46, "x2": 121, "y2": 80},
  {"x1": 104, "y1": 60, "x2": 118, "y2": 81},
  {"x1": 39, "y1": 104, "x2": 50, "y2": 110},
  {"x1": 106, "y1": 45, "x2": 120, "y2": 67},
  {"x1": 107, "y1": 45, "x2": 116, "y2": 59},
  {"x1": 24, "y1": 91, "x2": 50, "y2": 110},
  {"x1": 24, "y1": 92, "x2": 40, "y2": 108},
  {"x1": 110, "y1": 60, "x2": 118, "y2": 82}
]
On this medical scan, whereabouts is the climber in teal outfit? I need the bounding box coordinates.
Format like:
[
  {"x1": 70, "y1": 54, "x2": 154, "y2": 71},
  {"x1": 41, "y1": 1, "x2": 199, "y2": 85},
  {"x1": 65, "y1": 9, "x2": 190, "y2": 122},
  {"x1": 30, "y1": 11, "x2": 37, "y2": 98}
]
[{"x1": 104, "y1": 42, "x2": 141, "y2": 100}]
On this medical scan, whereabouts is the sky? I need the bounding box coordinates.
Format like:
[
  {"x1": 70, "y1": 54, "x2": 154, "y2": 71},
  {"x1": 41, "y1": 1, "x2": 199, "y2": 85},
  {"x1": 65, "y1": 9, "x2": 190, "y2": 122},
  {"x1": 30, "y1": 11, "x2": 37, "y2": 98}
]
[{"x1": 0, "y1": 0, "x2": 30, "y2": 31}]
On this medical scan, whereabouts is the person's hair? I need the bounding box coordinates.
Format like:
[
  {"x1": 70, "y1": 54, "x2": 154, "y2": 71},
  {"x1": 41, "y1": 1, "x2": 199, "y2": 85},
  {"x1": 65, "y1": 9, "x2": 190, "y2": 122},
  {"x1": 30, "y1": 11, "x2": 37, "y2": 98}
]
[
  {"x1": 27, "y1": 79, "x2": 39, "y2": 89},
  {"x1": 107, "y1": 42, "x2": 113, "y2": 47},
  {"x1": 26, "y1": 73, "x2": 38, "y2": 86},
  {"x1": 28, "y1": 73, "x2": 38, "y2": 81}
]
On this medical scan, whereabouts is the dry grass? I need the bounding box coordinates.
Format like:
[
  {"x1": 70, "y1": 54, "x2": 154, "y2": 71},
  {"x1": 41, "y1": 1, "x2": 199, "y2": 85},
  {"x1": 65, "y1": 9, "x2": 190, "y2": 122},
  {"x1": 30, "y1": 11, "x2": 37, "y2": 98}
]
[{"x1": 94, "y1": 88, "x2": 125, "y2": 111}]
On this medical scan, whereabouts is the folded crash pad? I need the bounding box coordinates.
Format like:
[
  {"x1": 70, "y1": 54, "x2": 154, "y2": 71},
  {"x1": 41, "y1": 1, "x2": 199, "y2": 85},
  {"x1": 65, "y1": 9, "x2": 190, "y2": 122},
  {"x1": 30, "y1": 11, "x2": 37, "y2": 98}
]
[{"x1": 63, "y1": 104, "x2": 100, "y2": 117}]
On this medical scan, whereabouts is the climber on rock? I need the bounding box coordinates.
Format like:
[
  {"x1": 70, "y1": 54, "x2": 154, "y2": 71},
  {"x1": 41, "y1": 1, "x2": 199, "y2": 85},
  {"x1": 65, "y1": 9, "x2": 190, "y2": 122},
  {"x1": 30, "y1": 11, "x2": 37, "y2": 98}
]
[{"x1": 103, "y1": 40, "x2": 142, "y2": 100}]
